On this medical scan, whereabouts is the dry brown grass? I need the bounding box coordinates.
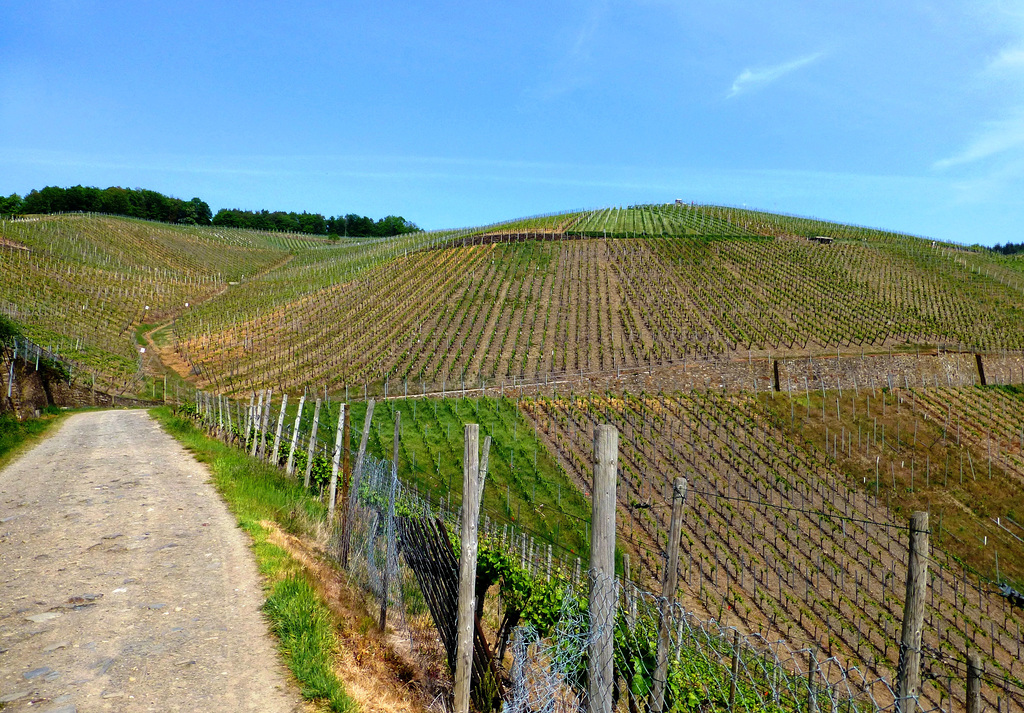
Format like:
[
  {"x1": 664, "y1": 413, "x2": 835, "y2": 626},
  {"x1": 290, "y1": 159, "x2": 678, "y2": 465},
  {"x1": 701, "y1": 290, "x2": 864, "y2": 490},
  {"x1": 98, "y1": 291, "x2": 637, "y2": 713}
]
[{"x1": 263, "y1": 521, "x2": 439, "y2": 713}]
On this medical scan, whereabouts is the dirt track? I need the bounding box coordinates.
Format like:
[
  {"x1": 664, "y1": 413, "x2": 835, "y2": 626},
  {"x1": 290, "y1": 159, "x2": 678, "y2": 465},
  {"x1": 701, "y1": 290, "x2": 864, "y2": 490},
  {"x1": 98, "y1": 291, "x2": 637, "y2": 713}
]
[{"x1": 0, "y1": 410, "x2": 302, "y2": 712}]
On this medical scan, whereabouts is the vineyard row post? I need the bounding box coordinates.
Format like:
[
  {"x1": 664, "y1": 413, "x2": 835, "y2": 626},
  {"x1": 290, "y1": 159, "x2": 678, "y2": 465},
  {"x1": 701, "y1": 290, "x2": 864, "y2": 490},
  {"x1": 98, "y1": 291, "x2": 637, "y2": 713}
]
[{"x1": 649, "y1": 475, "x2": 687, "y2": 712}]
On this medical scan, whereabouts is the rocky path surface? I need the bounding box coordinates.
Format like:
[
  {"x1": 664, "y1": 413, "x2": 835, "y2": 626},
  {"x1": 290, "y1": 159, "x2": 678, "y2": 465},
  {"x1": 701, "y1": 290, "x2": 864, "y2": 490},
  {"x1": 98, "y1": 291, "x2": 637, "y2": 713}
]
[{"x1": 0, "y1": 410, "x2": 303, "y2": 712}]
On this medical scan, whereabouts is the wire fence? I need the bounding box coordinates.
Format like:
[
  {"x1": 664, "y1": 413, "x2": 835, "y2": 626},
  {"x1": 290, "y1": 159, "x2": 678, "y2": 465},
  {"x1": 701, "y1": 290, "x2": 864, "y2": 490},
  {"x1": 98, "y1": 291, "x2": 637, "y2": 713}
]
[{"x1": 185, "y1": 392, "x2": 1024, "y2": 713}]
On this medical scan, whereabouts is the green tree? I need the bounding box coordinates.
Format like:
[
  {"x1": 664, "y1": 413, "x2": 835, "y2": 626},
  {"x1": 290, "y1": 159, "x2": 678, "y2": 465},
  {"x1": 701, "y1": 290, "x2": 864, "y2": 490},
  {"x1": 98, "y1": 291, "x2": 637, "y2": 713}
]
[{"x1": 0, "y1": 193, "x2": 22, "y2": 215}]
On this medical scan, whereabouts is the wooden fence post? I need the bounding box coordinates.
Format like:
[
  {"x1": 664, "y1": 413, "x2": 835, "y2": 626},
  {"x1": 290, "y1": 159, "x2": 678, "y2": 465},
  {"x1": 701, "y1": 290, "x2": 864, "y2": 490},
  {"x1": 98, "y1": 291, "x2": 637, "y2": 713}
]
[
  {"x1": 589, "y1": 425, "x2": 618, "y2": 713},
  {"x1": 352, "y1": 399, "x2": 375, "y2": 494},
  {"x1": 454, "y1": 424, "x2": 480, "y2": 713},
  {"x1": 303, "y1": 398, "x2": 322, "y2": 489},
  {"x1": 285, "y1": 395, "x2": 306, "y2": 476},
  {"x1": 966, "y1": 652, "x2": 982, "y2": 713},
  {"x1": 807, "y1": 646, "x2": 818, "y2": 713},
  {"x1": 250, "y1": 389, "x2": 264, "y2": 457},
  {"x1": 271, "y1": 393, "x2": 288, "y2": 465},
  {"x1": 379, "y1": 411, "x2": 400, "y2": 631},
  {"x1": 729, "y1": 630, "x2": 741, "y2": 711},
  {"x1": 650, "y1": 476, "x2": 687, "y2": 712},
  {"x1": 477, "y1": 435, "x2": 492, "y2": 506},
  {"x1": 341, "y1": 399, "x2": 375, "y2": 568},
  {"x1": 327, "y1": 403, "x2": 346, "y2": 521},
  {"x1": 337, "y1": 406, "x2": 352, "y2": 566},
  {"x1": 244, "y1": 393, "x2": 254, "y2": 444},
  {"x1": 896, "y1": 511, "x2": 929, "y2": 713},
  {"x1": 258, "y1": 388, "x2": 274, "y2": 458}
]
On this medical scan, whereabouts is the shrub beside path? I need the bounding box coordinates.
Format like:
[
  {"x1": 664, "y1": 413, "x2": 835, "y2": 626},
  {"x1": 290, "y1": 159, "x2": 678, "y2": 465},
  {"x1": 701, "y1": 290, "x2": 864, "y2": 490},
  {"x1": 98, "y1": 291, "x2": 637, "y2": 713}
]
[{"x1": 0, "y1": 410, "x2": 303, "y2": 712}]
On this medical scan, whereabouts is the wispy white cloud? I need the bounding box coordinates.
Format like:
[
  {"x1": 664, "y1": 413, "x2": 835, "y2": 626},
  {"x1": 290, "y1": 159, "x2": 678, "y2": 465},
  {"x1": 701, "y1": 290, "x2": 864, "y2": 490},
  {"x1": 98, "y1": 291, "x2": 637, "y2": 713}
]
[
  {"x1": 727, "y1": 52, "x2": 824, "y2": 98},
  {"x1": 937, "y1": 4, "x2": 1024, "y2": 171},
  {"x1": 934, "y1": 108, "x2": 1024, "y2": 168}
]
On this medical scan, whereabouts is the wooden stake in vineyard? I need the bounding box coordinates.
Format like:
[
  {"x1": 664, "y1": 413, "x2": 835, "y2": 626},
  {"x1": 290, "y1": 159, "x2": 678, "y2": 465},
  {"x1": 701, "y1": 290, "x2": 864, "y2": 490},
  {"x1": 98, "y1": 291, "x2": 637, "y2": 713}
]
[{"x1": 650, "y1": 476, "x2": 687, "y2": 713}]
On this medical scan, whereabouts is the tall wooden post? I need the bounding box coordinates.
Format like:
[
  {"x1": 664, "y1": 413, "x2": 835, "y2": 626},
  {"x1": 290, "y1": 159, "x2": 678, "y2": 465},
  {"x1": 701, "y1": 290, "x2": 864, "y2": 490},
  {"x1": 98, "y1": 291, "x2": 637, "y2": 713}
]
[
  {"x1": 285, "y1": 395, "x2": 306, "y2": 476},
  {"x1": 271, "y1": 393, "x2": 288, "y2": 465},
  {"x1": 258, "y1": 388, "x2": 273, "y2": 458},
  {"x1": 728, "y1": 630, "x2": 741, "y2": 711},
  {"x1": 477, "y1": 435, "x2": 492, "y2": 506},
  {"x1": 454, "y1": 424, "x2": 480, "y2": 713},
  {"x1": 341, "y1": 399, "x2": 374, "y2": 569},
  {"x1": 896, "y1": 512, "x2": 929, "y2": 713},
  {"x1": 966, "y1": 652, "x2": 982, "y2": 713},
  {"x1": 379, "y1": 411, "x2": 400, "y2": 631},
  {"x1": 224, "y1": 395, "x2": 233, "y2": 443},
  {"x1": 338, "y1": 407, "x2": 353, "y2": 567},
  {"x1": 303, "y1": 398, "x2": 322, "y2": 488},
  {"x1": 650, "y1": 477, "x2": 687, "y2": 712},
  {"x1": 249, "y1": 390, "x2": 264, "y2": 457},
  {"x1": 327, "y1": 404, "x2": 346, "y2": 521},
  {"x1": 807, "y1": 647, "x2": 818, "y2": 713},
  {"x1": 352, "y1": 400, "x2": 375, "y2": 496},
  {"x1": 589, "y1": 425, "x2": 618, "y2": 713},
  {"x1": 244, "y1": 393, "x2": 255, "y2": 444}
]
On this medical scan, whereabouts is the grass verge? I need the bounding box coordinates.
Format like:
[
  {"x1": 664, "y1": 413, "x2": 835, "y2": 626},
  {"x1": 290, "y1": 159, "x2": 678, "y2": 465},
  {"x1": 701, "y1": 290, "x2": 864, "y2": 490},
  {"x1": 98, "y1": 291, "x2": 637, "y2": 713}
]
[
  {"x1": 0, "y1": 405, "x2": 65, "y2": 470},
  {"x1": 149, "y1": 405, "x2": 357, "y2": 713}
]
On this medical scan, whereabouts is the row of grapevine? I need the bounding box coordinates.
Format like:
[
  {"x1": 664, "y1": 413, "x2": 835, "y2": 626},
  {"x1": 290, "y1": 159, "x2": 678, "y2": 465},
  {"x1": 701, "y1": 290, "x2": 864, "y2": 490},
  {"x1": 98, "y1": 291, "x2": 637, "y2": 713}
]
[
  {"x1": 172, "y1": 231, "x2": 1024, "y2": 395},
  {"x1": 520, "y1": 386, "x2": 1024, "y2": 711}
]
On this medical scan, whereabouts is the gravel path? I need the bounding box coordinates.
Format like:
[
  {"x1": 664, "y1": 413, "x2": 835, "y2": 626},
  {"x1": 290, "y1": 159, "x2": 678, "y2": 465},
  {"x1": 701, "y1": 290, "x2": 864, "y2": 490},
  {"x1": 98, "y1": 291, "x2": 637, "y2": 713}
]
[{"x1": 0, "y1": 410, "x2": 303, "y2": 712}]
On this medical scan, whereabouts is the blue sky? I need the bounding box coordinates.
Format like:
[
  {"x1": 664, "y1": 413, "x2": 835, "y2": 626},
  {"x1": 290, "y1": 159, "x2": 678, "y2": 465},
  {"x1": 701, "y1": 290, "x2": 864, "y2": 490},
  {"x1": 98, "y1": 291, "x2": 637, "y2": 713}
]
[{"x1": 3, "y1": 1, "x2": 1024, "y2": 244}]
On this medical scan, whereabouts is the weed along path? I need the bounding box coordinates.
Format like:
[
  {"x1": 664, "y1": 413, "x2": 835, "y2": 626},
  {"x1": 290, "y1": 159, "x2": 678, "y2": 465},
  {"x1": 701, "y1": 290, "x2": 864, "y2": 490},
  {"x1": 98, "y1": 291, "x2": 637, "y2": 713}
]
[{"x1": 0, "y1": 410, "x2": 302, "y2": 713}]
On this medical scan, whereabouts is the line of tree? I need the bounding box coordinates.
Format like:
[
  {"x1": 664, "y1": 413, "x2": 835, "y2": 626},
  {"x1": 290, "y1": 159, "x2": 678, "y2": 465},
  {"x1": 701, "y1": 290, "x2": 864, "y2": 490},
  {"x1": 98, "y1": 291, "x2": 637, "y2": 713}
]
[
  {"x1": 2, "y1": 186, "x2": 212, "y2": 225},
  {"x1": 0, "y1": 185, "x2": 421, "y2": 237},
  {"x1": 990, "y1": 242, "x2": 1024, "y2": 256},
  {"x1": 210, "y1": 209, "x2": 419, "y2": 237}
]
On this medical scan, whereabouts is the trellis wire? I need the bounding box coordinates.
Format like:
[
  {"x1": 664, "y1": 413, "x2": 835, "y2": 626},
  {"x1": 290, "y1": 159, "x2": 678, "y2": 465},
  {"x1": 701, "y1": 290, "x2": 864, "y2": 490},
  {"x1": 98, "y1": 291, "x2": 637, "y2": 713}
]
[{"x1": 186, "y1": 397, "x2": 1023, "y2": 713}]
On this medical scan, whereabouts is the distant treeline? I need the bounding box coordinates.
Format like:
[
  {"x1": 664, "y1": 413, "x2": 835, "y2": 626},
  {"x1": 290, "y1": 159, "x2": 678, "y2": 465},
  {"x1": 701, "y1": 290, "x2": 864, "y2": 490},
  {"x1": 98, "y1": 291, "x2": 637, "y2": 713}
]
[
  {"x1": 990, "y1": 242, "x2": 1024, "y2": 256},
  {"x1": 210, "y1": 209, "x2": 419, "y2": 237},
  {"x1": 0, "y1": 185, "x2": 421, "y2": 237},
  {"x1": 1, "y1": 186, "x2": 212, "y2": 225}
]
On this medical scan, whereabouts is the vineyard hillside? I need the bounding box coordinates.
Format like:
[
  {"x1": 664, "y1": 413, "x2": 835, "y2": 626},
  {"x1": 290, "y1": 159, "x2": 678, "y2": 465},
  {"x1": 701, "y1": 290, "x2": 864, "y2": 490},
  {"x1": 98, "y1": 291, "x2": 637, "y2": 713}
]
[{"x1": 3, "y1": 204, "x2": 1024, "y2": 710}]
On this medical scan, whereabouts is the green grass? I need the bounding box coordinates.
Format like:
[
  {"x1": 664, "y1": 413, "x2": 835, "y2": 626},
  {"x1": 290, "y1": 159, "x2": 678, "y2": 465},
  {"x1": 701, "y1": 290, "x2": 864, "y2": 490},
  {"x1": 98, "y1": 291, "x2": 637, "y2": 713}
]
[
  {"x1": 348, "y1": 396, "x2": 591, "y2": 560},
  {"x1": 150, "y1": 406, "x2": 357, "y2": 713},
  {"x1": 260, "y1": 393, "x2": 590, "y2": 561},
  {"x1": 0, "y1": 406, "x2": 64, "y2": 468}
]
